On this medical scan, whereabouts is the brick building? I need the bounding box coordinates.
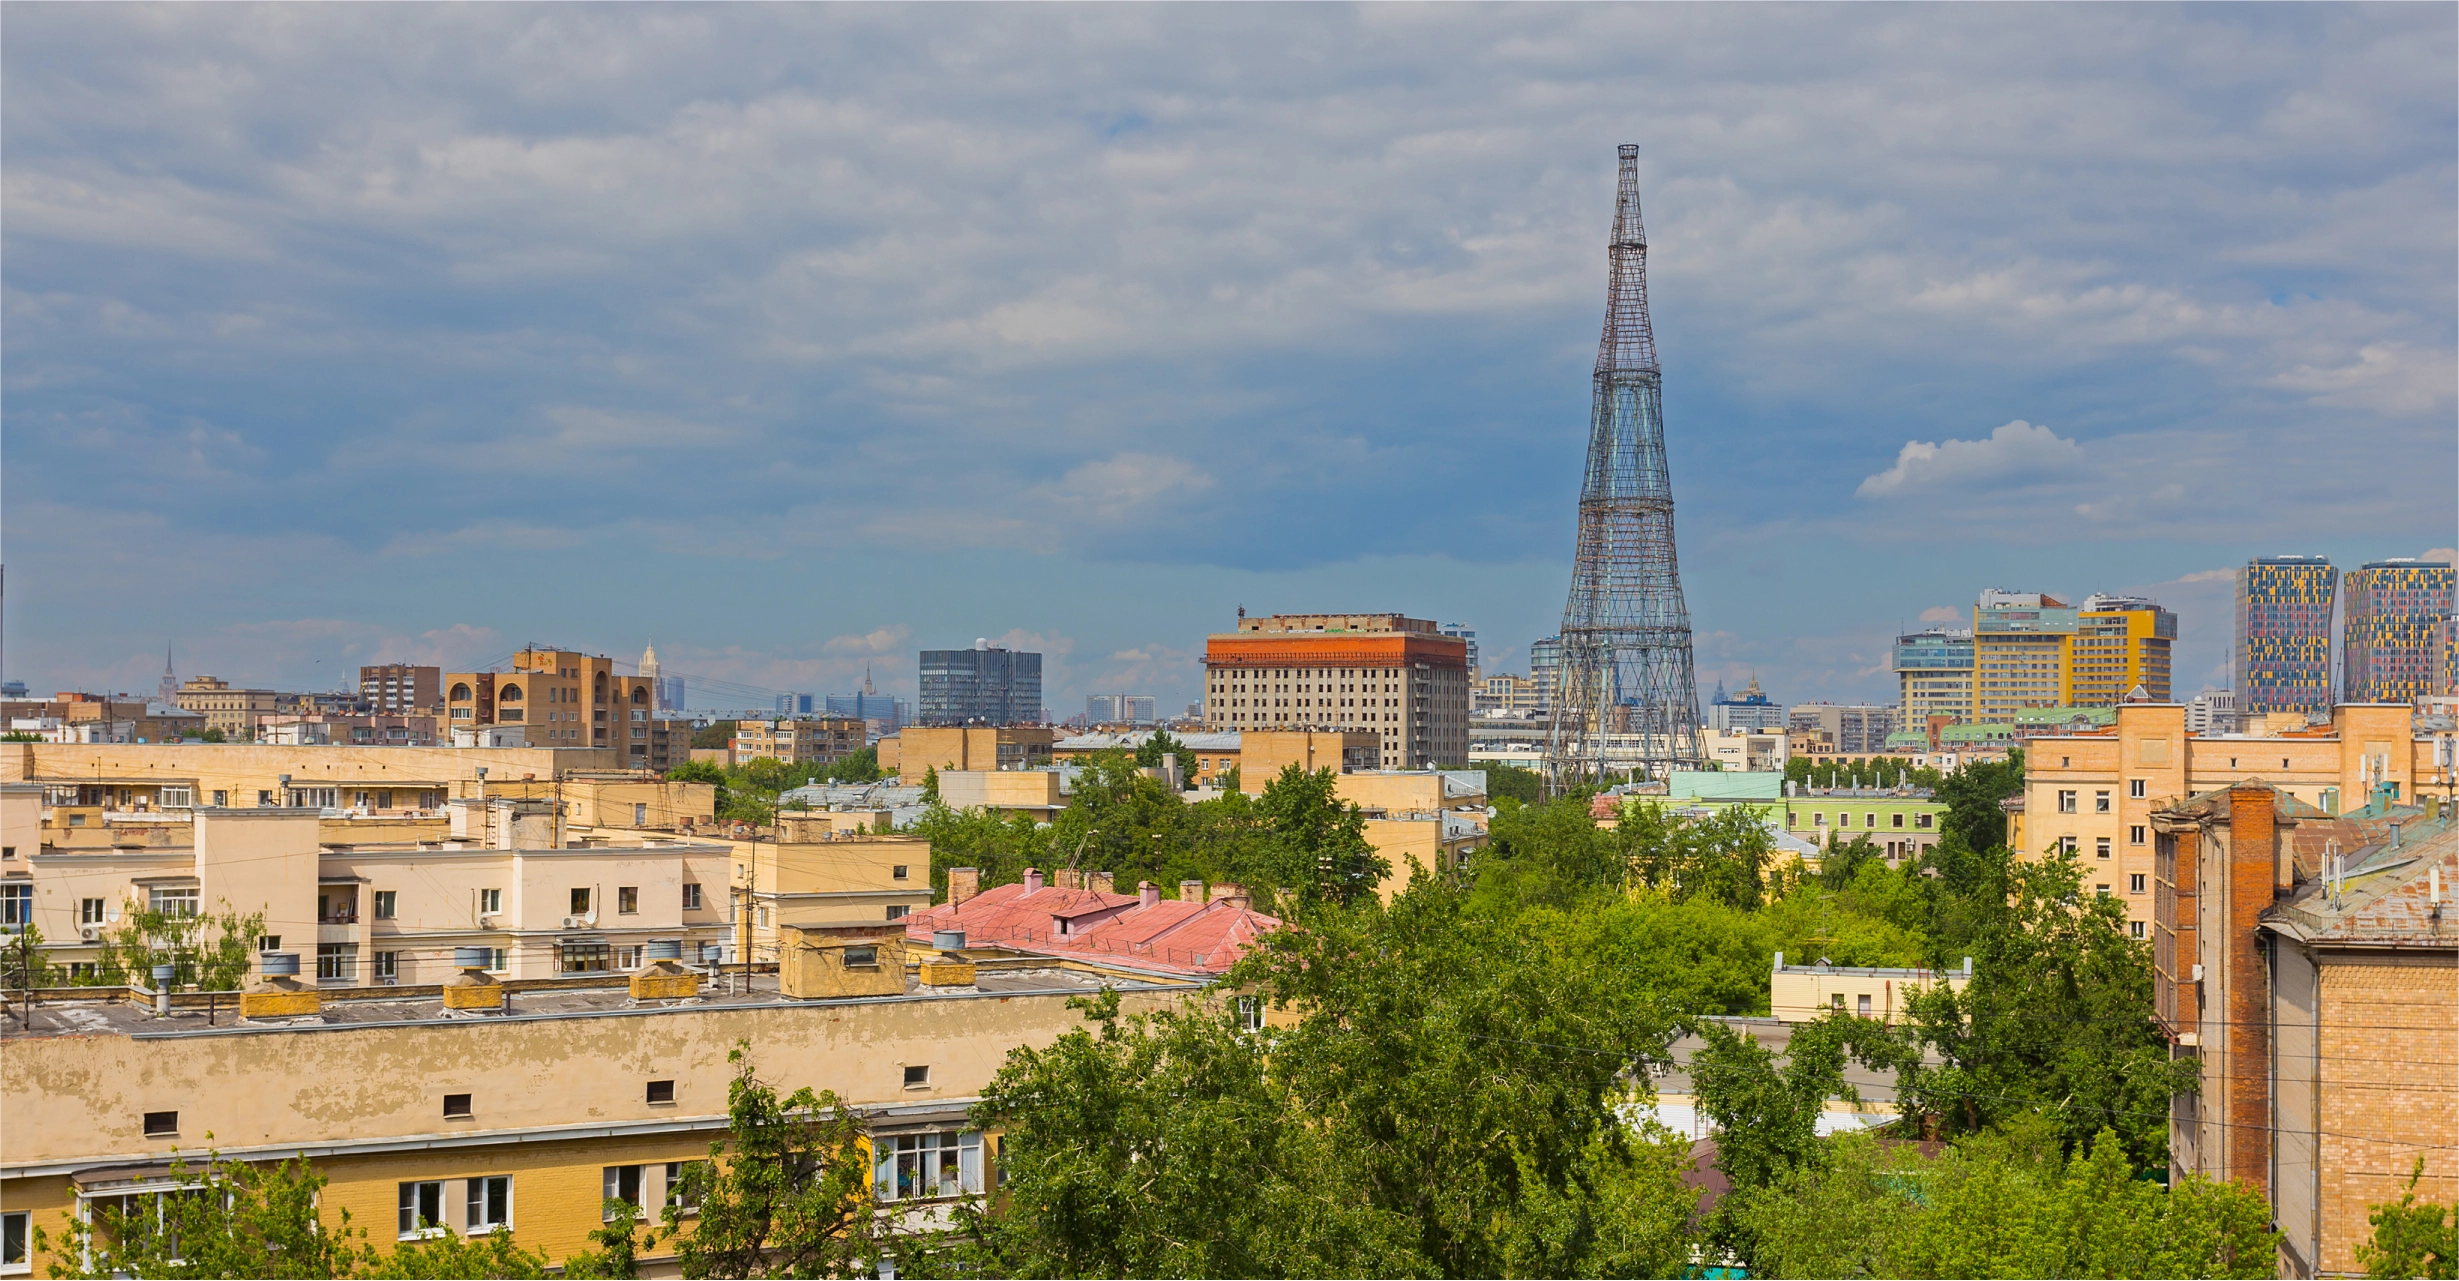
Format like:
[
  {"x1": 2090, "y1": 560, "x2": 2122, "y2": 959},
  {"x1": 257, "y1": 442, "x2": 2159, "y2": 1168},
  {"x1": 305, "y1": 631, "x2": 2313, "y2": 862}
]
[
  {"x1": 2149, "y1": 784, "x2": 2456, "y2": 1277},
  {"x1": 1203, "y1": 614, "x2": 1470, "y2": 770}
]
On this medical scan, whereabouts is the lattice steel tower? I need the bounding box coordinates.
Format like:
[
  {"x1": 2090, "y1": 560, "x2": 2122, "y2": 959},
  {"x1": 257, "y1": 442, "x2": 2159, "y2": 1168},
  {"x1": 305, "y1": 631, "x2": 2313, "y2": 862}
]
[{"x1": 1545, "y1": 145, "x2": 1702, "y2": 786}]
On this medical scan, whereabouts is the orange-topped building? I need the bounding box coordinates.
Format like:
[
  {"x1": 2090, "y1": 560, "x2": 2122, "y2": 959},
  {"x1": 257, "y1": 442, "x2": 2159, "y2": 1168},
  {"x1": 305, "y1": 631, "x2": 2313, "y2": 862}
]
[{"x1": 1202, "y1": 613, "x2": 1469, "y2": 769}]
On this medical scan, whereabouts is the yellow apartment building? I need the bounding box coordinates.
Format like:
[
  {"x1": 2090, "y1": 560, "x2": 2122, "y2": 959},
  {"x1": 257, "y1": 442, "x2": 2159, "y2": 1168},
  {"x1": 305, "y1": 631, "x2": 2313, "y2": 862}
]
[
  {"x1": 1768, "y1": 953, "x2": 1972, "y2": 1023},
  {"x1": 443, "y1": 650, "x2": 660, "y2": 756},
  {"x1": 881, "y1": 726, "x2": 1058, "y2": 782},
  {"x1": 0, "y1": 957, "x2": 1213, "y2": 1277},
  {"x1": 2071, "y1": 594, "x2": 2178, "y2": 706},
  {"x1": 1971, "y1": 591, "x2": 2077, "y2": 719},
  {"x1": 2015, "y1": 702, "x2": 2436, "y2": 937},
  {"x1": 731, "y1": 717, "x2": 866, "y2": 767}
]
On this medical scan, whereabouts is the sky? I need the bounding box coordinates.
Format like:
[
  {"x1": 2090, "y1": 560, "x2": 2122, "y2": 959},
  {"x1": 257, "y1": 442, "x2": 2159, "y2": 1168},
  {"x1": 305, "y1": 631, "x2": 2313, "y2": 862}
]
[{"x1": 4, "y1": 4, "x2": 2454, "y2": 718}]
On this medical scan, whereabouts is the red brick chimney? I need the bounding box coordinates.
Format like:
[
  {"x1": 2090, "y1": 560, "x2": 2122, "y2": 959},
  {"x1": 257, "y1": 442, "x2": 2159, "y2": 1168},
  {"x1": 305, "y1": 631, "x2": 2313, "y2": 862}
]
[
  {"x1": 1138, "y1": 880, "x2": 1161, "y2": 909},
  {"x1": 1024, "y1": 867, "x2": 1045, "y2": 893}
]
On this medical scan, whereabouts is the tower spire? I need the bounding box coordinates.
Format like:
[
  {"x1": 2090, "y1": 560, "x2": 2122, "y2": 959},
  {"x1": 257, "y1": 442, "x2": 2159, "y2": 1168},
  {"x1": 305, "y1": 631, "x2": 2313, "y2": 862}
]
[{"x1": 1545, "y1": 145, "x2": 1703, "y2": 788}]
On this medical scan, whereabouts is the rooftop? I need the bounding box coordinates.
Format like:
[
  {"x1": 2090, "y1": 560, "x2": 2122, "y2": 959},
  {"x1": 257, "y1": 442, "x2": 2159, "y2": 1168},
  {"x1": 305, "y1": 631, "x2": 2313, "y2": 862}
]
[
  {"x1": 0, "y1": 965, "x2": 1189, "y2": 1042},
  {"x1": 907, "y1": 876, "x2": 1282, "y2": 975}
]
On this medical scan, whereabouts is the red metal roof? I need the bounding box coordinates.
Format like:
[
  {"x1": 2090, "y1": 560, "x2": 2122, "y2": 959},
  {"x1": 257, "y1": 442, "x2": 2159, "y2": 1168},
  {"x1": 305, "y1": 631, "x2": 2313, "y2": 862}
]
[{"x1": 905, "y1": 880, "x2": 1283, "y2": 975}]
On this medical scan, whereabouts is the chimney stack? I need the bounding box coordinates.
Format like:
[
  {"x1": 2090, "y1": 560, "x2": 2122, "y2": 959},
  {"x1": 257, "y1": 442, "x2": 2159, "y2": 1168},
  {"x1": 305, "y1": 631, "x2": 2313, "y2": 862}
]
[
  {"x1": 1138, "y1": 881, "x2": 1161, "y2": 909},
  {"x1": 1055, "y1": 868, "x2": 1084, "y2": 891},
  {"x1": 1179, "y1": 879, "x2": 1205, "y2": 902},
  {"x1": 1209, "y1": 882, "x2": 1250, "y2": 909},
  {"x1": 947, "y1": 867, "x2": 980, "y2": 906},
  {"x1": 1089, "y1": 871, "x2": 1115, "y2": 895},
  {"x1": 1024, "y1": 867, "x2": 1046, "y2": 893}
]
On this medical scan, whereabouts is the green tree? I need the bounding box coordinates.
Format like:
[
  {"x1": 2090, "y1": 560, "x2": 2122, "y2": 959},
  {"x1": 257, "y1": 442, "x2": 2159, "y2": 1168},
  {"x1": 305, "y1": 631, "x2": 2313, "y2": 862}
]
[
  {"x1": 1932, "y1": 750, "x2": 2025, "y2": 856},
  {"x1": 690, "y1": 721, "x2": 736, "y2": 750},
  {"x1": 39, "y1": 1150, "x2": 374, "y2": 1279},
  {"x1": 2, "y1": 922, "x2": 62, "y2": 988},
  {"x1": 362, "y1": 1229, "x2": 551, "y2": 1279},
  {"x1": 1481, "y1": 763, "x2": 1545, "y2": 805},
  {"x1": 1132, "y1": 728, "x2": 1188, "y2": 785},
  {"x1": 919, "y1": 765, "x2": 939, "y2": 805},
  {"x1": 1892, "y1": 847, "x2": 2196, "y2": 1166},
  {"x1": 1253, "y1": 763, "x2": 1385, "y2": 910},
  {"x1": 199, "y1": 727, "x2": 228, "y2": 743},
  {"x1": 1687, "y1": 1011, "x2": 1910, "y2": 1260},
  {"x1": 91, "y1": 903, "x2": 265, "y2": 990},
  {"x1": 559, "y1": 1201, "x2": 652, "y2": 1279},
  {"x1": 2358, "y1": 1157, "x2": 2459, "y2": 1280},
  {"x1": 668, "y1": 1044, "x2": 879, "y2": 1279},
  {"x1": 819, "y1": 745, "x2": 882, "y2": 783}
]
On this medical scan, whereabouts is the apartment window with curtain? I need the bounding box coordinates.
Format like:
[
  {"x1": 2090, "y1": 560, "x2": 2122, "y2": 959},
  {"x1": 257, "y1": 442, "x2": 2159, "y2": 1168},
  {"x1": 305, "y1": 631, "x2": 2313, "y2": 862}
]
[{"x1": 874, "y1": 1131, "x2": 984, "y2": 1202}]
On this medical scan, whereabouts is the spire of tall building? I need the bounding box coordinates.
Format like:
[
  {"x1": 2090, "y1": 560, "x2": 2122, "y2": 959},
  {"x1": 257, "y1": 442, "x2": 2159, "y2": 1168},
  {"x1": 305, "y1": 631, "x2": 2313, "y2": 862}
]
[
  {"x1": 1545, "y1": 145, "x2": 1703, "y2": 787},
  {"x1": 158, "y1": 644, "x2": 178, "y2": 705}
]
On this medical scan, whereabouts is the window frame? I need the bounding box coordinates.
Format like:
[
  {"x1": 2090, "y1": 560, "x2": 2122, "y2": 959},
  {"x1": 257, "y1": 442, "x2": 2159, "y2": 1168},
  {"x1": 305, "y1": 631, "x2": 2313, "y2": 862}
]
[
  {"x1": 464, "y1": 1176, "x2": 511, "y2": 1235},
  {"x1": 373, "y1": 890, "x2": 397, "y2": 920},
  {"x1": 872, "y1": 1130, "x2": 985, "y2": 1203},
  {"x1": 2, "y1": 1208, "x2": 28, "y2": 1276},
  {"x1": 682, "y1": 883, "x2": 703, "y2": 911},
  {"x1": 617, "y1": 886, "x2": 639, "y2": 915},
  {"x1": 398, "y1": 1180, "x2": 447, "y2": 1239},
  {"x1": 603, "y1": 1166, "x2": 644, "y2": 1221}
]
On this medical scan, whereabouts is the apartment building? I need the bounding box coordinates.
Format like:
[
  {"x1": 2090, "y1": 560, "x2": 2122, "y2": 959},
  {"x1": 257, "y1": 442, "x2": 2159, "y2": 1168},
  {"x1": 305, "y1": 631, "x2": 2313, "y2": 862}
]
[
  {"x1": 254, "y1": 713, "x2": 440, "y2": 747},
  {"x1": 881, "y1": 726, "x2": 1058, "y2": 783},
  {"x1": 2148, "y1": 785, "x2": 2456, "y2": 1277},
  {"x1": 0, "y1": 951, "x2": 1216, "y2": 1277},
  {"x1": 0, "y1": 740, "x2": 637, "y2": 814},
  {"x1": 360, "y1": 665, "x2": 444, "y2": 717},
  {"x1": 2015, "y1": 702, "x2": 2436, "y2": 937},
  {"x1": 2342, "y1": 558, "x2": 2457, "y2": 705},
  {"x1": 173, "y1": 676, "x2": 282, "y2": 739},
  {"x1": 1787, "y1": 704, "x2": 1896, "y2": 755},
  {"x1": 2072, "y1": 594, "x2": 2176, "y2": 706},
  {"x1": 443, "y1": 650, "x2": 658, "y2": 752},
  {"x1": 1703, "y1": 726, "x2": 1788, "y2": 773},
  {"x1": 1083, "y1": 694, "x2": 1158, "y2": 726},
  {"x1": 1203, "y1": 613, "x2": 1470, "y2": 770},
  {"x1": 2236, "y1": 555, "x2": 2338, "y2": 716},
  {"x1": 1971, "y1": 590, "x2": 2077, "y2": 718},
  {"x1": 1475, "y1": 673, "x2": 1546, "y2": 716},
  {"x1": 730, "y1": 717, "x2": 865, "y2": 768}
]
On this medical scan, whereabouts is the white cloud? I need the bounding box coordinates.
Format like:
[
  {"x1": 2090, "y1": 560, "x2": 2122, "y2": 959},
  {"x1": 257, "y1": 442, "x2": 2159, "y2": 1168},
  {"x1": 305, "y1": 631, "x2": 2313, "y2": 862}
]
[
  {"x1": 1917, "y1": 605, "x2": 1962, "y2": 624},
  {"x1": 1856, "y1": 421, "x2": 2086, "y2": 498},
  {"x1": 823, "y1": 625, "x2": 911, "y2": 657}
]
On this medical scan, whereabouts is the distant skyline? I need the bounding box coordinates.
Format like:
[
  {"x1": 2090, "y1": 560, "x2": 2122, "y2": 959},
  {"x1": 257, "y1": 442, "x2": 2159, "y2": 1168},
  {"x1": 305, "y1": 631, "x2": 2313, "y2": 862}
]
[{"x1": 5, "y1": 6, "x2": 2453, "y2": 717}]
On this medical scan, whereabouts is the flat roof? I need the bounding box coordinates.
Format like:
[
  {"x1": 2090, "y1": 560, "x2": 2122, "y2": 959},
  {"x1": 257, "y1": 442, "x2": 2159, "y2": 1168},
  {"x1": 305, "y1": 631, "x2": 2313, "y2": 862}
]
[{"x1": 0, "y1": 966, "x2": 1197, "y2": 1041}]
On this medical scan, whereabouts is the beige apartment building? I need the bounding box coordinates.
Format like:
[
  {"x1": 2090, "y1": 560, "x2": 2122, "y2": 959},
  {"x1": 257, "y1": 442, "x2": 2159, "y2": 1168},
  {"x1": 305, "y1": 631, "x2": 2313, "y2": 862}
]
[
  {"x1": 2014, "y1": 702, "x2": 2438, "y2": 937},
  {"x1": 443, "y1": 649, "x2": 658, "y2": 754},
  {"x1": 360, "y1": 664, "x2": 444, "y2": 717},
  {"x1": 2070, "y1": 595, "x2": 2176, "y2": 706},
  {"x1": 882, "y1": 726, "x2": 1058, "y2": 782},
  {"x1": 0, "y1": 953, "x2": 1213, "y2": 1278},
  {"x1": 173, "y1": 676, "x2": 283, "y2": 739},
  {"x1": 1203, "y1": 614, "x2": 1471, "y2": 769},
  {"x1": 732, "y1": 717, "x2": 865, "y2": 767}
]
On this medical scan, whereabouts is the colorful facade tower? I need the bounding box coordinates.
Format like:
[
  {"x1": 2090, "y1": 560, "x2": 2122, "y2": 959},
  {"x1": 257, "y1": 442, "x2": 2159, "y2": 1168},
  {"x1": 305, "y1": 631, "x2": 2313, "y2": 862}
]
[
  {"x1": 1545, "y1": 145, "x2": 1702, "y2": 784},
  {"x1": 2341, "y1": 559, "x2": 2457, "y2": 704},
  {"x1": 2234, "y1": 556, "x2": 2336, "y2": 715}
]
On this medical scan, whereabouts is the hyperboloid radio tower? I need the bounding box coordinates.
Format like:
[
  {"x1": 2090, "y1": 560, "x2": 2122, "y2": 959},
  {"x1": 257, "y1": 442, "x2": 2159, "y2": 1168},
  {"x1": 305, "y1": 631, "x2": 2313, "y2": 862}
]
[{"x1": 1544, "y1": 144, "x2": 1703, "y2": 787}]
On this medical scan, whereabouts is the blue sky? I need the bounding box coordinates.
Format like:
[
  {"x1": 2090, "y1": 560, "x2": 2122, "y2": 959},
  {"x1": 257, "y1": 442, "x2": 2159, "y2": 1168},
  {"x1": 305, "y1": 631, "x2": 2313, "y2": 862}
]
[{"x1": 5, "y1": 4, "x2": 2453, "y2": 717}]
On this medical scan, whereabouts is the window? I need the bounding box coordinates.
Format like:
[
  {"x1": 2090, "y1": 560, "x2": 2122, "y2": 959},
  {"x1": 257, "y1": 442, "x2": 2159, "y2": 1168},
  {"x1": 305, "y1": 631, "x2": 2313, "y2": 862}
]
[
  {"x1": 316, "y1": 944, "x2": 354, "y2": 982},
  {"x1": 2130, "y1": 920, "x2": 2146, "y2": 939},
  {"x1": 479, "y1": 888, "x2": 502, "y2": 915},
  {"x1": 886, "y1": 904, "x2": 909, "y2": 921},
  {"x1": 647, "y1": 1079, "x2": 675, "y2": 1105},
  {"x1": 843, "y1": 946, "x2": 880, "y2": 969},
  {"x1": 443, "y1": 1093, "x2": 473, "y2": 1119},
  {"x1": 466, "y1": 1177, "x2": 510, "y2": 1233},
  {"x1": 0, "y1": 885, "x2": 29, "y2": 928},
  {"x1": 211, "y1": 790, "x2": 228, "y2": 807},
  {"x1": 2130, "y1": 825, "x2": 2148, "y2": 846},
  {"x1": 398, "y1": 1181, "x2": 445, "y2": 1238},
  {"x1": 160, "y1": 786, "x2": 193, "y2": 809},
  {"x1": 682, "y1": 883, "x2": 702, "y2": 911},
  {"x1": 560, "y1": 942, "x2": 610, "y2": 974},
  {"x1": 2129, "y1": 779, "x2": 2147, "y2": 799},
  {"x1": 2058, "y1": 836, "x2": 2078, "y2": 855},
  {"x1": 374, "y1": 891, "x2": 397, "y2": 920},
  {"x1": 2056, "y1": 790, "x2": 2077, "y2": 814},
  {"x1": 489, "y1": 948, "x2": 510, "y2": 972},
  {"x1": 1917, "y1": 814, "x2": 1933, "y2": 829},
  {"x1": 1857, "y1": 994, "x2": 1872, "y2": 1016},
  {"x1": 633, "y1": 802, "x2": 648, "y2": 824},
  {"x1": 756, "y1": 906, "x2": 770, "y2": 928},
  {"x1": 3, "y1": 1209, "x2": 28, "y2": 1275},
  {"x1": 2096, "y1": 837, "x2": 2112, "y2": 860},
  {"x1": 2096, "y1": 884, "x2": 2112, "y2": 897},
  {"x1": 1812, "y1": 813, "x2": 1826, "y2": 827},
  {"x1": 2094, "y1": 791, "x2": 2111, "y2": 814},
  {"x1": 143, "y1": 1110, "x2": 178, "y2": 1138},
  {"x1": 2130, "y1": 874, "x2": 2147, "y2": 894},
  {"x1": 1830, "y1": 993, "x2": 1845, "y2": 1011},
  {"x1": 904, "y1": 1064, "x2": 930, "y2": 1088},
  {"x1": 150, "y1": 886, "x2": 200, "y2": 918},
  {"x1": 374, "y1": 951, "x2": 399, "y2": 980},
  {"x1": 664, "y1": 1162, "x2": 708, "y2": 1214},
  {"x1": 892, "y1": 864, "x2": 910, "y2": 881},
  {"x1": 1237, "y1": 996, "x2": 1266, "y2": 1032},
  {"x1": 603, "y1": 1166, "x2": 643, "y2": 1220},
  {"x1": 81, "y1": 897, "x2": 107, "y2": 926},
  {"x1": 258, "y1": 935, "x2": 281, "y2": 952},
  {"x1": 616, "y1": 945, "x2": 642, "y2": 970},
  {"x1": 570, "y1": 888, "x2": 591, "y2": 916},
  {"x1": 874, "y1": 1131, "x2": 984, "y2": 1201},
  {"x1": 1891, "y1": 813, "x2": 1905, "y2": 829},
  {"x1": 617, "y1": 886, "x2": 638, "y2": 915}
]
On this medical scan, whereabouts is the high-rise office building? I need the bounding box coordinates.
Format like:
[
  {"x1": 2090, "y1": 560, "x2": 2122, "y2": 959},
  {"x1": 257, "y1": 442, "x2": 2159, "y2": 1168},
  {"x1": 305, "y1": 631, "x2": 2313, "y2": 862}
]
[
  {"x1": 1972, "y1": 590, "x2": 2078, "y2": 719},
  {"x1": 1893, "y1": 629, "x2": 1975, "y2": 726},
  {"x1": 1787, "y1": 703, "x2": 1897, "y2": 755},
  {"x1": 2341, "y1": 559, "x2": 2457, "y2": 704},
  {"x1": 2072, "y1": 594, "x2": 2177, "y2": 706},
  {"x1": 1529, "y1": 635, "x2": 1562, "y2": 708},
  {"x1": 2235, "y1": 556, "x2": 2337, "y2": 715},
  {"x1": 1439, "y1": 623, "x2": 1480, "y2": 677},
  {"x1": 1085, "y1": 694, "x2": 1158, "y2": 725},
  {"x1": 639, "y1": 643, "x2": 684, "y2": 712},
  {"x1": 918, "y1": 641, "x2": 1043, "y2": 726}
]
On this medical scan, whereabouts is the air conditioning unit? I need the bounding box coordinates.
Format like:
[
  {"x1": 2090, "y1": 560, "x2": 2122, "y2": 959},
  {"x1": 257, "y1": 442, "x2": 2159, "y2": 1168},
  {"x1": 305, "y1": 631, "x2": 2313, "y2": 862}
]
[
  {"x1": 80, "y1": 925, "x2": 102, "y2": 942},
  {"x1": 2190, "y1": 963, "x2": 2205, "y2": 982},
  {"x1": 562, "y1": 916, "x2": 586, "y2": 929}
]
